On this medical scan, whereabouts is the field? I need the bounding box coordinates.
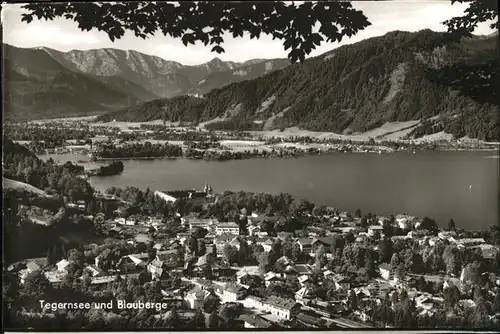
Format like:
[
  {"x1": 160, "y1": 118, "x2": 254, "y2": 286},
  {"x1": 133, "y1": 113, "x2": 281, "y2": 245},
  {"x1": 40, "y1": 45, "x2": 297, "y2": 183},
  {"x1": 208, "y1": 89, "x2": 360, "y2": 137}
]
[{"x1": 3, "y1": 178, "x2": 49, "y2": 197}]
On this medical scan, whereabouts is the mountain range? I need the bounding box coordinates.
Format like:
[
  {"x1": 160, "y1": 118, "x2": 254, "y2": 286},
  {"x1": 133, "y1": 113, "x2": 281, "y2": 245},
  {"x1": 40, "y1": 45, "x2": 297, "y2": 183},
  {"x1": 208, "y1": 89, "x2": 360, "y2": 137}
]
[
  {"x1": 3, "y1": 29, "x2": 498, "y2": 141},
  {"x1": 2, "y1": 44, "x2": 289, "y2": 120},
  {"x1": 96, "y1": 30, "x2": 498, "y2": 141}
]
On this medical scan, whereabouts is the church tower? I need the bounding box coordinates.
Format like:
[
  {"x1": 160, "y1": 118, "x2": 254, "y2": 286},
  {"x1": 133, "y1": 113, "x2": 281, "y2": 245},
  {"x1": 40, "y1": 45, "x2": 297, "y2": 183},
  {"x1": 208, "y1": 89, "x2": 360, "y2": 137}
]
[{"x1": 204, "y1": 183, "x2": 209, "y2": 193}]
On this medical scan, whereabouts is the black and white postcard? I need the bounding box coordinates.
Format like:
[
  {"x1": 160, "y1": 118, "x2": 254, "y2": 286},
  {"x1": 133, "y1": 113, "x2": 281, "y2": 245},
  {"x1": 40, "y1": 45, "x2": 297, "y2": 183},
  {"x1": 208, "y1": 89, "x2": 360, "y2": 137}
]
[{"x1": 2, "y1": 0, "x2": 499, "y2": 332}]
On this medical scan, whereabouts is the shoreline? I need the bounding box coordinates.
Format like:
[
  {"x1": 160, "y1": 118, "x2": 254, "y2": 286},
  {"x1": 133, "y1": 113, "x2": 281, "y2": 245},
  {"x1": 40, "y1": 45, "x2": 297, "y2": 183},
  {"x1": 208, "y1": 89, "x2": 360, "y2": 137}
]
[{"x1": 84, "y1": 148, "x2": 499, "y2": 163}]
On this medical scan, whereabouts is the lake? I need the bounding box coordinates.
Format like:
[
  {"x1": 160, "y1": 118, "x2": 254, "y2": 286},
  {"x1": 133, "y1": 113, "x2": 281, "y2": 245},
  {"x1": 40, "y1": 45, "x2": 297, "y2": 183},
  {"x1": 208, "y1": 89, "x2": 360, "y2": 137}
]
[{"x1": 42, "y1": 151, "x2": 499, "y2": 230}]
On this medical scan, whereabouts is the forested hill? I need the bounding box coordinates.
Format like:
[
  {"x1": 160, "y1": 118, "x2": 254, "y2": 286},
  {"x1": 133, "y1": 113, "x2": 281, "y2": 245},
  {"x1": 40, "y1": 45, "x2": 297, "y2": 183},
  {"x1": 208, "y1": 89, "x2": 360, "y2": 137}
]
[
  {"x1": 97, "y1": 30, "x2": 499, "y2": 141},
  {"x1": 2, "y1": 43, "x2": 289, "y2": 121}
]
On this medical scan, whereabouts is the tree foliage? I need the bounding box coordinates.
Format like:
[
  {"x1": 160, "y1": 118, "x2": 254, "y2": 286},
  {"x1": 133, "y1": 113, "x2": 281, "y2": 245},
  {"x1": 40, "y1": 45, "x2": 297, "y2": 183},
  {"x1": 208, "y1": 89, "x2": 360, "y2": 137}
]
[
  {"x1": 20, "y1": 1, "x2": 371, "y2": 63},
  {"x1": 442, "y1": 0, "x2": 499, "y2": 39}
]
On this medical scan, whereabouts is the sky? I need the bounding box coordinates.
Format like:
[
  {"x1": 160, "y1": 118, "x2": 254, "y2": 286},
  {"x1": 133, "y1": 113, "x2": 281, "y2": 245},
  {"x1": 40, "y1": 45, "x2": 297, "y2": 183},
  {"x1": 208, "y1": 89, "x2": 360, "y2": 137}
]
[{"x1": 1, "y1": 1, "x2": 496, "y2": 65}]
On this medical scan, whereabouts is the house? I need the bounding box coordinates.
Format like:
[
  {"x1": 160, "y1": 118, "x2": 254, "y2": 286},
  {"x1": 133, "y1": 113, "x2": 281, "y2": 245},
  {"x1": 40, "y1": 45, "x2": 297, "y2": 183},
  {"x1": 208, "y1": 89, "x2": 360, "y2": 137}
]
[
  {"x1": 354, "y1": 309, "x2": 372, "y2": 323},
  {"x1": 339, "y1": 212, "x2": 351, "y2": 221},
  {"x1": 147, "y1": 259, "x2": 168, "y2": 280},
  {"x1": 238, "y1": 273, "x2": 263, "y2": 287},
  {"x1": 237, "y1": 268, "x2": 261, "y2": 284},
  {"x1": 239, "y1": 314, "x2": 275, "y2": 329},
  {"x1": 116, "y1": 253, "x2": 149, "y2": 272},
  {"x1": 56, "y1": 259, "x2": 70, "y2": 273},
  {"x1": 176, "y1": 232, "x2": 190, "y2": 241},
  {"x1": 378, "y1": 216, "x2": 389, "y2": 225},
  {"x1": 294, "y1": 264, "x2": 313, "y2": 276},
  {"x1": 332, "y1": 275, "x2": 351, "y2": 291},
  {"x1": 220, "y1": 283, "x2": 247, "y2": 301},
  {"x1": 438, "y1": 231, "x2": 457, "y2": 240},
  {"x1": 156, "y1": 249, "x2": 179, "y2": 265},
  {"x1": 44, "y1": 270, "x2": 66, "y2": 284},
  {"x1": 84, "y1": 265, "x2": 105, "y2": 277},
  {"x1": 185, "y1": 286, "x2": 211, "y2": 309},
  {"x1": 392, "y1": 235, "x2": 408, "y2": 242},
  {"x1": 458, "y1": 299, "x2": 476, "y2": 310},
  {"x1": 428, "y1": 237, "x2": 441, "y2": 246},
  {"x1": 212, "y1": 265, "x2": 237, "y2": 279},
  {"x1": 248, "y1": 225, "x2": 261, "y2": 236},
  {"x1": 264, "y1": 272, "x2": 283, "y2": 287},
  {"x1": 245, "y1": 295, "x2": 266, "y2": 309},
  {"x1": 263, "y1": 296, "x2": 301, "y2": 320},
  {"x1": 368, "y1": 225, "x2": 384, "y2": 236},
  {"x1": 186, "y1": 218, "x2": 217, "y2": 230},
  {"x1": 194, "y1": 254, "x2": 210, "y2": 268},
  {"x1": 296, "y1": 238, "x2": 313, "y2": 254},
  {"x1": 262, "y1": 238, "x2": 274, "y2": 252},
  {"x1": 298, "y1": 275, "x2": 312, "y2": 287},
  {"x1": 167, "y1": 239, "x2": 182, "y2": 249},
  {"x1": 331, "y1": 303, "x2": 350, "y2": 316},
  {"x1": 154, "y1": 185, "x2": 214, "y2": 204},
  {"x1": 114, "y1": 217, "x2": 137, "y2": 226},
  {"x1": 395, "y1": 215, "x2": 416, "y2": 229},
  {"x1": 204, "y1": 234, "x2": 216, "y2": 244},
  {"x1": 415, "y1": 295, "x2": 442, "y2": 312},
  {"x1": 295, "y1": 286, "x2": 314, "y2": 300},
  {"x1": 229, "y1": 237, "x2": 243, "y2": 249},
  {"x1": 7, "y1": 262, "x2": 26, "y2": 273},
  {"x1": 379, "y1": 263, "x2": 392, "y2": 280},
  {"x1": 277, "y1": 232, "x2": 293, "y2": 241},
  {"x1": 366, "y1": 280, "x2": 393, "y2": 297},
  {"x1": 276, "y1": 256, "x2": 293, "y2": 266},
  {"x1": 214, "y1": 234, "x2": 235, "y2": 254},
  {"x1": 19, "y1": 260, "x2": 45, "y2": 284},
  {"x1": 153, "y1": 243, "x2": 165, "y2": 251},
  {"x1": 469, "y1": 244, "x2": 498, "y2": 260},
  {"x1": 323, "y1": 270, "x2": 335, "y2": 279},
  {"x1": 26, "y1": 261, "x2": 41, "y2": 273},
  {"x1": 336, "y1": 226, "x2": 357, "y2": 234},
  {"x1": 311, "y1": 237, "x2": 335, "y2": 252},
  {"x1": 215, "y1": 222, "x2": 239, "y2": 235},
  {"x1": 451, "y1": 238, "x2": 486, "y2": 248},
  {"x1": 26, "y1": 257, "x2": 48, "y2": 269},
  {"x1": 295, "y1": 312, "x2": 326, "y2": 328}
]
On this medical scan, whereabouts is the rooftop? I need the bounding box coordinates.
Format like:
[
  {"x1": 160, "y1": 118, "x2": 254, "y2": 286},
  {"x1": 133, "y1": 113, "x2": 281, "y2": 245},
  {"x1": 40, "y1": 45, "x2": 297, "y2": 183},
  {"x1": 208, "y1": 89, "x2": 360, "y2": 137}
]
[
  {"x1": 239, "y1": 314, "x2": 274, "y2": 328},
  {"x1": 216, "y1": 222, "x2": 239, "y2": 228},
  {"x1": 265, "y1": 296, "x2": 298, "y2": 310},
  {"x1": 158, "y1": 190, "x2": 208, "y2": 200},
  {"x1": 224, "y1": 283, "x2": 246, "y2": 293}
]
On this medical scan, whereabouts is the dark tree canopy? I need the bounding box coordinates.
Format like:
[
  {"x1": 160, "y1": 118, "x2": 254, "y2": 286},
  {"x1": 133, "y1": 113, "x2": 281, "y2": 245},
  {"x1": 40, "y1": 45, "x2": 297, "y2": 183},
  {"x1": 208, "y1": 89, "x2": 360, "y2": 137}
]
[
  {"x1": 20, "y1": 1, "x2": 371, "y2": 63},
  {"x1": 437, "y1": 0, "x2": 499, "y2": 106},
  {"x1": 443, "y1": 0, "x2": 499, "y2": 38}
]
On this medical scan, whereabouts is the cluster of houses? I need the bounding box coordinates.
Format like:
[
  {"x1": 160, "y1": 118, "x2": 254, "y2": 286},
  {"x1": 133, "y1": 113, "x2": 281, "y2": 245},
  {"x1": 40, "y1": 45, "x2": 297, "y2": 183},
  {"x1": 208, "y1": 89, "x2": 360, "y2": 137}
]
[{"x1": 10, "y1": 205, "x2": 500, "y2": 329}]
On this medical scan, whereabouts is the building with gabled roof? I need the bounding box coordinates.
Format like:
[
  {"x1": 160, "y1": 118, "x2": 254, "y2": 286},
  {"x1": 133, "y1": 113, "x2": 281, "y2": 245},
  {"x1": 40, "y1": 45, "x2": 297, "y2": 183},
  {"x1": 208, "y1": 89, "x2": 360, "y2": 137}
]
[
  {"x1": 296, "y1": 238, "x2": 314, "y2": 253},
  {"x1": 215, "y1": 222, "x2": 239, "y2": 235},
  {"x1": 239, "y1": 314, "x2": 276, "y2": 329},
  {"x1": 56, "y1": 259, "x2": 70, "y2": 273},
  {"x1": 263, "y1": 296, "x2": 301, "y2": 320},
  {"x1": 220, "y1": 283, "x2": 247, "y2": 301}
]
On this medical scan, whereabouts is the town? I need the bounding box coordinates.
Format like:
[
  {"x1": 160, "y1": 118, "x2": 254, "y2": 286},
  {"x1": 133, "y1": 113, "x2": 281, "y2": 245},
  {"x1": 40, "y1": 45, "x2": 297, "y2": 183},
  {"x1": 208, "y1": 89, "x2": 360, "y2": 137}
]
[
  {"x1": 5, "y1": 118, "x2": 498, "y2": 164},
  {"x1": 4, "y1": 177, "x2": 500, "y2": 330}
]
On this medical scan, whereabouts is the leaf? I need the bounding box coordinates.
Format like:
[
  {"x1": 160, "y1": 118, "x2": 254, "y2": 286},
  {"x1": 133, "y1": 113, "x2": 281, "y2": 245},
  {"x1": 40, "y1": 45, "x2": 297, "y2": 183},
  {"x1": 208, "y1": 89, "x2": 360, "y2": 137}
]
[
  {"x1": 211, "y1": 45, "x2": 225, "y2": 54},
  {"x1": 21, "y1": 14, "x2": 33, "y2": 23}
]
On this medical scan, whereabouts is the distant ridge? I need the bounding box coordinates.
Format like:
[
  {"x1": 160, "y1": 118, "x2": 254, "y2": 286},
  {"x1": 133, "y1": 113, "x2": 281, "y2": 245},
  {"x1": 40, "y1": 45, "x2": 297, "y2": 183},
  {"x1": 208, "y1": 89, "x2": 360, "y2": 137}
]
[
  {"x1": 96, "y1": 30, "x2": 499, "y2": 141},
  {"x1": 2, "y1": 43, "x2": 289, "y2": 120}
]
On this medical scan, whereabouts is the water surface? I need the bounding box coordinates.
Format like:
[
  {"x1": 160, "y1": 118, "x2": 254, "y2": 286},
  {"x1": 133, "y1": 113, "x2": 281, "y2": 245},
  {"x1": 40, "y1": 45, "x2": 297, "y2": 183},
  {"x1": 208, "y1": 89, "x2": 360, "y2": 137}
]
[{"x1": 43, "y1": 151, "x2": 499, "y2": 230}]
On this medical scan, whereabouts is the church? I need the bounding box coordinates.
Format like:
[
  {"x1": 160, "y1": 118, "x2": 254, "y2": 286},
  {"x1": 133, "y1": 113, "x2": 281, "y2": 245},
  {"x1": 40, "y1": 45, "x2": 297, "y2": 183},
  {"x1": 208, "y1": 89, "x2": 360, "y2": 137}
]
[{"x1": 154, "y1": 183, "x2": 215, "y2": 204}]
